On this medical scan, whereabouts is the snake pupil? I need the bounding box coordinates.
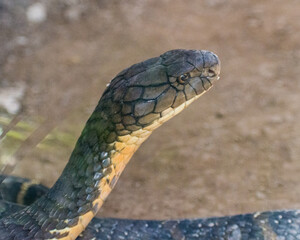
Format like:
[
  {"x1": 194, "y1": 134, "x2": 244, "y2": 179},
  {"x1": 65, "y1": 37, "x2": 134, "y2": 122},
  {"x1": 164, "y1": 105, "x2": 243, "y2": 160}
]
[{"x1": 178, "y1": 73, "x2": 189, "y2": 84}]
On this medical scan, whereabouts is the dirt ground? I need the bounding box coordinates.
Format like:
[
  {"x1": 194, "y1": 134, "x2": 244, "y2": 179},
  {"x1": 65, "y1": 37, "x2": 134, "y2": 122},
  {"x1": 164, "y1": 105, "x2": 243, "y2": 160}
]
[{"x1": 0, "y1": 0, "x2": 299, "y2": 220}]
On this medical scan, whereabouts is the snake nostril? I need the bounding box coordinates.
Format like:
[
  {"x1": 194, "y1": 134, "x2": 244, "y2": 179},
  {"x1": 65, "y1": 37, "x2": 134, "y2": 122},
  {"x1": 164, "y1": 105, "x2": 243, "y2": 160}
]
[{"x1": 208, "y1": 69, "x2": 216, "y2": 77}]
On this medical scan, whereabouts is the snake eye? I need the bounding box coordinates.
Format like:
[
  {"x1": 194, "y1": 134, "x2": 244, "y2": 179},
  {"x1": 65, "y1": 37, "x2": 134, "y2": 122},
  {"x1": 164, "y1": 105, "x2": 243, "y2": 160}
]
[{"x1": 177, "y1": 73, "x2": 190, "y2": 84}]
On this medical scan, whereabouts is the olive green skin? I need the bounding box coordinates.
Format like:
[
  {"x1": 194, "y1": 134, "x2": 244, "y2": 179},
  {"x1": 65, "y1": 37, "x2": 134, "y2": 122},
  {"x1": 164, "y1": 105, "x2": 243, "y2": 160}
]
[{"x1": 0, "y1": 49, "x2": 220, "y2": 240}]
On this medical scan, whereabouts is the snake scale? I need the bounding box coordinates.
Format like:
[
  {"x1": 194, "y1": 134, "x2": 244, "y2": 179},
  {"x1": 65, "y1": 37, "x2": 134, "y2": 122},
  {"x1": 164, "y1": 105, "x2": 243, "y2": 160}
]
[{"x1": 0, "y1": 49, "x2": 299, "y2": 240}]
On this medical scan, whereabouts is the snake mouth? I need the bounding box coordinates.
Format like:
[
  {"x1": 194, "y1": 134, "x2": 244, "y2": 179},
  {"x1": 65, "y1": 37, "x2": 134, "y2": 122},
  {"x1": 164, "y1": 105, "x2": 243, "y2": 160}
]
[{"x1": 188, "y1": 74, "x2": 219, "y2": 96}]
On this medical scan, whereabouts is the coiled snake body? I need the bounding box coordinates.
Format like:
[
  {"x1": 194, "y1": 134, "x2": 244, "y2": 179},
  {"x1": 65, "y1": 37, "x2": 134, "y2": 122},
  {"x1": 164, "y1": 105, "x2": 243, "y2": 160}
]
[{"x1": 0, "y1": 49, "x2": 299, "y2": 239}]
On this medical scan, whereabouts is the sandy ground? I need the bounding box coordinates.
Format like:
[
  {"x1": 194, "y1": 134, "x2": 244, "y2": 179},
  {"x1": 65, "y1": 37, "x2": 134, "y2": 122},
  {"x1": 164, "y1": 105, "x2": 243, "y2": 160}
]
[{"x1": 0, "y1": 0, "x2": 299, "y2": 220}]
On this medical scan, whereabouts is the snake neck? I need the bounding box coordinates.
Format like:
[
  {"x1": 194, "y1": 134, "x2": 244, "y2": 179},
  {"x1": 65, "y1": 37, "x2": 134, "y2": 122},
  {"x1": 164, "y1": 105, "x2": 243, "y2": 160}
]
[
  {"x1": 3, "y1": 90, "x2": 202, "y2": 240},
  {"x1": 6, "y1": 108, "x2": 152, "y2": 240}
]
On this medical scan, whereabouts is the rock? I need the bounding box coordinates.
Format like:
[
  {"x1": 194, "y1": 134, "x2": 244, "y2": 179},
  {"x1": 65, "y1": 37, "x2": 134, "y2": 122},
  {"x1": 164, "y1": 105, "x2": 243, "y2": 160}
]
[
  {"x1": 26, "y1": 3, "x2": 47, "y2": 24},
  {"x1": 215, "y1": 111, "x2": 225, "y2": 119},
  {"x1": 15, "y1": 36, "x2": 28, "y2": 46},
  {"x1": 204, "y1": 0, "x2": 226, "y2": 7},
  {"x1": 0, "y1": 84, "x2": 25, "y2": 114},
  {"x1": 269, "y1": 115, "x2": 284, "y2": 124},
  {"x1": 255, "y1": 191, "x2": 266, "y2": 200},
  {"x1": 65, "y1": 6, "x2": 83, "y2": 22}
]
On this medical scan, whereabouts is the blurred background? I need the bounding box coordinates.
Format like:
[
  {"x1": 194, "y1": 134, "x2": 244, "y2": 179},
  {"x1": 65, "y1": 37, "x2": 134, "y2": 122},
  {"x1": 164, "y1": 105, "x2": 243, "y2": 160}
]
[{"x1": 0, "y1": 0, "x2": 299, "y2": 220}]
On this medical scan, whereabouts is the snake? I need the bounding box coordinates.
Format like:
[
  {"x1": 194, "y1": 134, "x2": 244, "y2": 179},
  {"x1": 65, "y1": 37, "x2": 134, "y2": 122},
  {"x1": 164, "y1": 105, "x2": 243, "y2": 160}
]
[{"x1": 0, "y1": 49, "x2": 299, "y2": 240}]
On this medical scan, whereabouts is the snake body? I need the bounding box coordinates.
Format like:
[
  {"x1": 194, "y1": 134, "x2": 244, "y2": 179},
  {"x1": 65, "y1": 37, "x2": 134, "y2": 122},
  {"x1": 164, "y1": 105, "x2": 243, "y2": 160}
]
[
  {"x1": 0, "y1": 49, "x2": 299, "y2": 239},
  {"x1": 0, "y1": 179, "x2": 299, "y2": 240}
]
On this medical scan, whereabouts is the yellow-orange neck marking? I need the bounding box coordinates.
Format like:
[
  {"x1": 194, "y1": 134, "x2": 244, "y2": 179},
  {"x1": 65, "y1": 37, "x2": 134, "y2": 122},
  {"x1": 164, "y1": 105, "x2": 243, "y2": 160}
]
[
  {"x1": 48, "y1": 132, "x2": 151, "y2": 240},
  {"x1": 48, "y1": 90, "x2": 208, "y2": 240}
]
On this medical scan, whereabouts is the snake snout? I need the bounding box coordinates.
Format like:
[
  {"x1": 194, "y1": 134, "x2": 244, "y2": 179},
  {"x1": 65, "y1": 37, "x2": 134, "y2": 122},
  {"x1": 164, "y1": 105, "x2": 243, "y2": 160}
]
[{"x1": 200, "y1": 50, "x2": 221, "y2": 84}]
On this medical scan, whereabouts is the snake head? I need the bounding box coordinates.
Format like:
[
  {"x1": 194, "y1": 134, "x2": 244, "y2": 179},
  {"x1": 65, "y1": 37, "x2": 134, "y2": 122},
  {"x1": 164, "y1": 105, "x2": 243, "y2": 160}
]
[{"x1": 99, "y1": 49, "x2": 220, "y2": 134}]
